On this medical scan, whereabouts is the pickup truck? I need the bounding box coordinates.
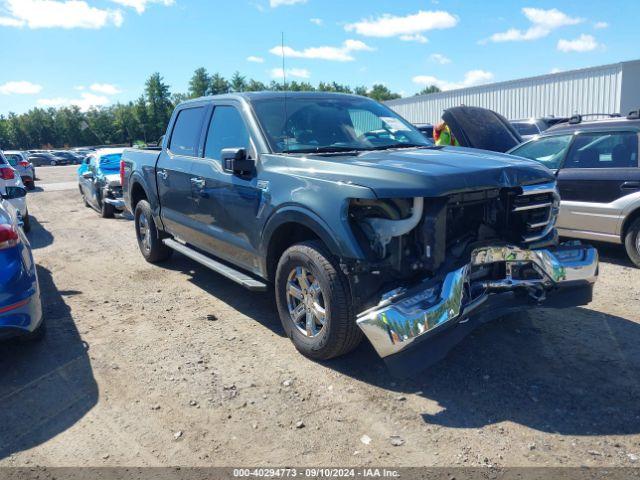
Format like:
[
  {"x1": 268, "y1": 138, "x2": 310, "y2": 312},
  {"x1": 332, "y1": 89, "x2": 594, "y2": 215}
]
[{"x1": 121, "y1": 92, "x2": 599, "y2": 375}]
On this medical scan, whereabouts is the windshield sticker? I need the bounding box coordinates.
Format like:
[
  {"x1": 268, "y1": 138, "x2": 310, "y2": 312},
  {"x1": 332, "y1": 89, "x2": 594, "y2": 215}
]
[{"x1": 381, "y1": 117, "x2": 410, "y2": 131}]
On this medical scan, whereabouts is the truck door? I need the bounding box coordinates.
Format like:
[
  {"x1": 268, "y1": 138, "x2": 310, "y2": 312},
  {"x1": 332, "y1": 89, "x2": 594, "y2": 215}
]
[
  {"x1": 188, "y1": 104, "x2": 262, "y2": 272},
  {"x1": 556, "y1": 130, "x2": 640, "y2": 239},
  {"x1": 156, "y1": 105, "x2": 207, "y2": 243}
]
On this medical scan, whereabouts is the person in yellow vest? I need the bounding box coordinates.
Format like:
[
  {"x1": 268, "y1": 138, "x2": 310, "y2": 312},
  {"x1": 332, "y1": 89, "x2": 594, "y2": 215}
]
[{"x1": 433, "y1": 121, "x2": 460, "y2": 146}]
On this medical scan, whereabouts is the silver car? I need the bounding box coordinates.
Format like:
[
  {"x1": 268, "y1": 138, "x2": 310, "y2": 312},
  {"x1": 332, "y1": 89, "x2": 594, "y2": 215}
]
[{"x1": 3, "y1": 151, "x2": 35, "y2": 190}]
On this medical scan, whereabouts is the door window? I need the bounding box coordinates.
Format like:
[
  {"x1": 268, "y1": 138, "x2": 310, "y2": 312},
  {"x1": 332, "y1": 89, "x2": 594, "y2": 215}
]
[
  {"x1": 564, "y1": 131, "x2": 638, "y2": 169},
  {"x1": 204, "y1": 106, "x2": 250, "y2": 160},
  {"x1": 169, "y1": 107, "x2": 205, "y2": 156},
  {"x1": 510, "y1": 135, "x2": 573, "y2": 169}
]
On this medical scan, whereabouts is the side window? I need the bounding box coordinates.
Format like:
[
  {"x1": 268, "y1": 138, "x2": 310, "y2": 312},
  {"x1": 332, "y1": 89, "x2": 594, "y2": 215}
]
[
  {"x1": 204, "y1": 106, "x2": 250, "y2": 161},
  {"x1": 510, "y1": 135, "x2": 573, "y2": 170},
  {"x1": 169, "y1": 107, "x2": 205, "y2": 156},
  {"x1": 565, "y1": 132, "x2": 639, "y2": 169}
]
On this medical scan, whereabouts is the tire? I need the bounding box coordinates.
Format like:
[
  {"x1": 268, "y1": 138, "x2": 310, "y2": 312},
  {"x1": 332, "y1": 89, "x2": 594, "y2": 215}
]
[
  {"x1": 26, "y1": 181, "x2": 35, "y2": 191},
  {"x1": 22, "y1": 212, "x2": 31, "y2": 233},
  {"x1": 134, "y1": 199, "x2": 172, "y2": 263},
  {"x1": 100, "y1": 199, "x2": 115, "y2": 218},
  {"x1": 624, "y1": 217, "x2": 640, "y2": 268},
  {"x1": 275, "y1": 240, "x2": 362, "y2": 360},
  {"x1": 50, "y1": 160, "x2": 56, "y2": 166}
]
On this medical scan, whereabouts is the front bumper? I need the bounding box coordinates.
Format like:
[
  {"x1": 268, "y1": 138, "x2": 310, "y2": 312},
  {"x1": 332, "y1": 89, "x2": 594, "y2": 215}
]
[
  {"x1": 356, "y1": 242, "x2": 598, "y2": 364},
  {"x1": 104, "y1": 197, "x2": 125, "y2": 210}
]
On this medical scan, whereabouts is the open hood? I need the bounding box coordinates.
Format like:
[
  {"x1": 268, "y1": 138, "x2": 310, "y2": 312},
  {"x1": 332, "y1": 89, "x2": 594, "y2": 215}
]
[{"x1": 442, "y1": 106, "x2": 523, "y2": 153}]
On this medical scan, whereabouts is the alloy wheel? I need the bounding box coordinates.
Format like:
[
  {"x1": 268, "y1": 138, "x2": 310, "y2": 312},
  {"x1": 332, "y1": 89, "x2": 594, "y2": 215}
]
[{"x1": 285, "y1": 266, "x2": 327, "y2": 337}]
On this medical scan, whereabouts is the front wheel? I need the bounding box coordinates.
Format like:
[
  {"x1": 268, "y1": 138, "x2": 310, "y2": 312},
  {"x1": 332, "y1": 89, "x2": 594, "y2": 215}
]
[
  {"x1": 624, "y1": 218, "x2": 640, "y2": 268},
  {"x1": 50, "y1": 160, "x2": 56, "y2": 166},
  {"x1": 275, "y1": 240, "x2": 362, "y2": 360},
  {"x1": 100, "y1": 199, "x2": 115, "y2": 218},
  {"x1": 134, "y1": 200, "x2": 172, "y2": 263}
]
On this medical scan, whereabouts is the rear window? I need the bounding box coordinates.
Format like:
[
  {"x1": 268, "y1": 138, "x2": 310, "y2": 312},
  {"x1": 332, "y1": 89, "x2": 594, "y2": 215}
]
[
  {"x1": 169, "y1": 107, "x2": 206, "y2": 156},
  {"x1": 510, "y1": 135, "x2": 573, "y2": 169},
  {"x1": 99, "y1": 153, "x2": 122, "y2": 172},
  {"x1": 512, "y1": 122, "x2": 540, "y2": 136}
]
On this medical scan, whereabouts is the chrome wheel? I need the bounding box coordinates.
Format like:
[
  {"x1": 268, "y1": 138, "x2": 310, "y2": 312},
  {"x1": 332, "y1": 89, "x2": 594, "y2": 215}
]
[
  {"x1": 138, "y1": 213, "x2": 151, "y2": 253},
  {"x1": 636, "y1": 233, "x2": 640, "y2": 255},
  {"x1": 286, "y1": 266, "x2": 326, "y2": 337}
]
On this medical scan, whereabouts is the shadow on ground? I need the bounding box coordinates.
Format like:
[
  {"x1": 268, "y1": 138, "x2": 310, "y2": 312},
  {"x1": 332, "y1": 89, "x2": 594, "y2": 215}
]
[
  {"x1": 26, "y1": 215, "x2": 54, "y2": 250},
  {"x1": 0, "y1": 266, "x2": 98, "y2": 459},
  {"x1": 163, "y1": 250, "x2": 640, "y2": 438}
]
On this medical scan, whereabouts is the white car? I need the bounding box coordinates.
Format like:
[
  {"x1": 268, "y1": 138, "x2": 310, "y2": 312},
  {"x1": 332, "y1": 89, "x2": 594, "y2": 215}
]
[{"x1": 0, "y1": 150, "x2": 30, "y2": 232}]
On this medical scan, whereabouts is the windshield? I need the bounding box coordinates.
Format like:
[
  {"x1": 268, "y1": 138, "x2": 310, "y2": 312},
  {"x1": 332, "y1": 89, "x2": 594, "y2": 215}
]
[
  {"x1": 509, "y1": 134, "x2": 573, "y2": 169},
  {"x1": 99, "y1": 153, "x2": 122, "y2": 172},
  {"x1": 251, "y1": 96, "x2": 430, "y2": 153},
  {"x1": 4, "y1": 154, "x2": 20, "y2": 166},
  {"x1": 512, "y1": 122, "x2": 540, "y2": 136}
]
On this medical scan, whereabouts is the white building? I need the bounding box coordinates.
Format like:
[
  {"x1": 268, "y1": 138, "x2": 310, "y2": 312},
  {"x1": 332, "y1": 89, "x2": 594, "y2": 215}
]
[{"x1": 387, "y1": 59, "x2": 640, "y2": 124}]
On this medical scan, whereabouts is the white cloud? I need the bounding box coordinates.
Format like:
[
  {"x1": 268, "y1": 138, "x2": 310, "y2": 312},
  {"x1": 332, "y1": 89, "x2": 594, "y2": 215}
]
[
  {"x1": 345, "y1": 10, "x2": 458, "y2": 41},
  {"x1": 270, "y1": 0, "x2": 306, "y2": 7},
  {"x1": 412, "y1": 69, "x2": 494, "y2": 91},
  {"x1": 270, "y1": 39, "x2": 374, "y2": 62},
  {"x1": 557, "y1": 34, "x2": 599, "y2": 52},
  {"x1": 309, "y1": 17, "x2": 322, "y2": 26},
  {"x1": 594, "y1": 21, "x2": 609, "y2": 29},
  {"x1": 487, "y1": 8, "x2": 582, "y2": 42},
  {"x1": 0, "y1": 0, "x2": 123, "y2": 29},
  {"x1": 247, "y1": 55, "x2": 265, "y2": 63},
  {"x1": 109, "y1": 0, "x2": 173, "y2": 14},
  {"x1": 400, "y1": 33, "x2": 428, "y2": 43},
  {"x1": 0, "y1": 80, "x2": 43, "y2": 95},
  {"x1": 550, "y1": 67, "x2": 563, "y2": 74},
  {"x1": 270, "y1": 68, "x2": 310, "y2": 79},
  {"x1": 90, "y1": 83, "x2": 121, "y2": 95},
  {"x1": 430, "y1": 53, "x2": 451, "y2": 64},
  {"x1": 37, "y1": 92, "x2": 110, "y2": 111}
]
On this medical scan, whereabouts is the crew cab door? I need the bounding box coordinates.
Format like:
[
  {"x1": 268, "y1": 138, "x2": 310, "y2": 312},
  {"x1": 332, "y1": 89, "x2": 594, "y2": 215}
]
[
  {"x1": 156, "y1": 105, "x2": 207, "y2": 243},
  {"x1": 556, "y1": 130, "x2": 640, "y2": 239},
  {"x1": 188, "y1": 103, "x2": 262, "y2": 272}
]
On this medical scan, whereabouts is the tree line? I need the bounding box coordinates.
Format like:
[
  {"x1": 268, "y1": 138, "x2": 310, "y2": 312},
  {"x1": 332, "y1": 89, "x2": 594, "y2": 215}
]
[{"x1": 0, "y1": 69, "x2": 440, "y2": 150}]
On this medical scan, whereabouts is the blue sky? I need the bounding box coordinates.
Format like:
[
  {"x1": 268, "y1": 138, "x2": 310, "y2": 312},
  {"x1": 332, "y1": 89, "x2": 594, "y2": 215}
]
[{"x1": 0, "y1": 0, "x2": 638, "y2": 113}]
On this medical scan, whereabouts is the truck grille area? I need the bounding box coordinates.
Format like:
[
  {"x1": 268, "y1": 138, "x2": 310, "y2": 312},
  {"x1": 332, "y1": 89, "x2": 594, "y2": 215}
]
[{"x1": 510, "y1": 182, "x2": 559, "y2": 243}]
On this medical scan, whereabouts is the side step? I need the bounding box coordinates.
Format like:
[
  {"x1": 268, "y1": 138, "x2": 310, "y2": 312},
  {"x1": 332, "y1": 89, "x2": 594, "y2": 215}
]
[{"x1": 163, "y1": 239, "x2": 268, "y2": 292}]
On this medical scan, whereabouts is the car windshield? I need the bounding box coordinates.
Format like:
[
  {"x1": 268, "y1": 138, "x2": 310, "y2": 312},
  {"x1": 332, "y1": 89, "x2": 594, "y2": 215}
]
[
  {"x1": 509, "y1": 134, "x2": 573, "y2": 169},
  {"x1": 99, "y1": 153, "x2": 122, "y2": 172},
  {"x1": 512, "y1": 122, "x2": 540, "y2": 136},
  {"x1": 251, "y1": 96, "x2": 431, "y2": 154},
  {"x1": 4, "y1": 154, "x2": 19, "y2": 166}
]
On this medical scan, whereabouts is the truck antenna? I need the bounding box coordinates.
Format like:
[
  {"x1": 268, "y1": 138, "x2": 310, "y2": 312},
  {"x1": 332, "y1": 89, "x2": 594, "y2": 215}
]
[{"x1": 281, "y1": 31, "x2": 289, "y2": 151}]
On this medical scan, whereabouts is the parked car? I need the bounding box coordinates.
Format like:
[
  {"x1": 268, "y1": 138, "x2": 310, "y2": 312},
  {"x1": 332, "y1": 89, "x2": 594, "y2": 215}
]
[
  {"x1": 122, "y1": 92, "x2": 598, "y2": 375},
  {"x1": 413, "y1": 123, "x2": 434, "y2": 143},
  {"x1": 510, "y1": 117, "x2": 570, "y2": 141},
  {"x1": 0, "y1": 151, "x2": 30, "y2": 232},
  {"x1": 0, "y1": 193, "x2": 44, "y2": 341},
  {"x1": 28, "y1": 152, "x2": 62, "y2": 167},
  {"x1": 509, "y1": 111, "x2": 640, "y2": 267},
  {"x1": 78, "y1": 148, "x2": 125, "y2": 218},
  {"x1": 3, "y1": 151, "x2": 36, "y2": 190},
  {"x1": 49, "y1": 151, "x2": 78, "y2": 165}
]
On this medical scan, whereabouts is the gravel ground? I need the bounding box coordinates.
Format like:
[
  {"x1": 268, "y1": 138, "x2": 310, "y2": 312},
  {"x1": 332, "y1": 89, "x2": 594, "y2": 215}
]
[{"x1": 1, "y1": 165, "x2": 640, "y2": 467}]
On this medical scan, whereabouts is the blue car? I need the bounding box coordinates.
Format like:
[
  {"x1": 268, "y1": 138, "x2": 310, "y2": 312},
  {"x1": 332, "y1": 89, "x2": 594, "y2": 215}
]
[{"x1": 0, "y1": 189, "x2": 43, "y2": 340}]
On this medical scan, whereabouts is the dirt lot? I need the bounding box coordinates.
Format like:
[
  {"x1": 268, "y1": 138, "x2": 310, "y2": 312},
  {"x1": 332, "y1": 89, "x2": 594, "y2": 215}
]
[{"x1": 1, "y1": 165, "x2": 640, "y2": 467}]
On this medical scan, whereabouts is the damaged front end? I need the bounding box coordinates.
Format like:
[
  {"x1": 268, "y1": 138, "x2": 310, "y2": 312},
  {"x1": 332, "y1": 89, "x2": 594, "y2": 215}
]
[{"x1": 346, "y1": 181, "x2": 599, "y2": 375}]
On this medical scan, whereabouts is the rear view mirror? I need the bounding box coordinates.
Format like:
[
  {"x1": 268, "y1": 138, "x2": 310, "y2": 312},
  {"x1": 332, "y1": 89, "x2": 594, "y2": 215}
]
[
  {"x1": 2, "y1": 186, "x2": 27, "y2": 200},
  {"x1": 82, "y1": 172, "x2": 94, "y2": 179},
  {"x1": 221, "y1": 148, "x2": 254, "y2": 176}
]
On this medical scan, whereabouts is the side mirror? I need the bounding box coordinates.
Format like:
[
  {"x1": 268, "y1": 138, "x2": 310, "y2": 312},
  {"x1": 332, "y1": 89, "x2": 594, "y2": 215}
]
[
  {"x1": 221, "y1": 148, "x2": 254, "y2": 176},
  {"x1": 2, "y1": 186, "x2": 27, "y2": 200},
  {"x1": 82, "y1": 171, "x2": 94, "y2": 180}
]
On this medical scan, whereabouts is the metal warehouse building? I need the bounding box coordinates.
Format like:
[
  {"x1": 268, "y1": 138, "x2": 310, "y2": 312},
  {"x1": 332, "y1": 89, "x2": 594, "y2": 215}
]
[{"x1": 387, "y1": 59, "x2": 640, "y2": 124}]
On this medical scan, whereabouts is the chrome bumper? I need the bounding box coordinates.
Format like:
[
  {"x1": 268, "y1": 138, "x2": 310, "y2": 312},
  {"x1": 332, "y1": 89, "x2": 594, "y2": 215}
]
[
  {"x1": 104, "y1": 197, "x2": 125, "y2": 209},
  {"x1": 356, "y1": 243, "x2": 598, "y2": 358}
]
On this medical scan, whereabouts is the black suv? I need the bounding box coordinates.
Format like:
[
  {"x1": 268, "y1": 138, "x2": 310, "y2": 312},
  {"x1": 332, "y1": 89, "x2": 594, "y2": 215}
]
[{"x1": 510, "y1": 111, "x2": 640, "y2": 267}]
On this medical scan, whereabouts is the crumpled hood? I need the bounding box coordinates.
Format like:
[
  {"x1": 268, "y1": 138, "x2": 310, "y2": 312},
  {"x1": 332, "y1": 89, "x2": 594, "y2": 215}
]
[{"x1": 284, "y1": 147, "x2": 555, "y2": 198}]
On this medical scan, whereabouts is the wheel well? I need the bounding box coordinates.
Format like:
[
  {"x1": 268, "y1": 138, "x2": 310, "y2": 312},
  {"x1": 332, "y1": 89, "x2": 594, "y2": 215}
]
[
  {"x1": 130, "y1": 182, "x2": 148, "y2": 211},
  {"x1": 266, "y1": 222, "x2": 322, "y2": 281},
  {"x1": 622, "y1": 207, "x2": 640, "y2": 239}
]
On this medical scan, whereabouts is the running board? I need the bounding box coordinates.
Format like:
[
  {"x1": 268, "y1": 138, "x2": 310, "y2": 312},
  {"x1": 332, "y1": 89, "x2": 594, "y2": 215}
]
[{"x1": 162, "y1": 239, "x2": 268, "y2": 292}]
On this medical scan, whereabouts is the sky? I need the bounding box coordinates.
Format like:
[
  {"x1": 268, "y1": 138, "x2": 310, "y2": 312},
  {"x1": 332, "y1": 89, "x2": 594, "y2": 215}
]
[{"x1": 0, "y1": 0, "x2": 638, "y2": 114}]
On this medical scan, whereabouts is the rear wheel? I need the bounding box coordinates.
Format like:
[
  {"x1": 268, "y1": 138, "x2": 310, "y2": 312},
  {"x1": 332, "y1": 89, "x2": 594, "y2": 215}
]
[
  {"x1": 134, "y1": 199, "x2": 172, "y2": 263},
  {"x1": 275, "y1": 240, "x2": 362, "y2": 360},
  {"x1": 26, "y1": 181, "x2": 35, "y2": 191},
  {"x1": 100, "y1": 199, "x2": 115, "y2": 218},
  {"x1": 50, "y1": 160, "x2": 56, "y2": 166},
  {"x1": 624, "y1": 218, "x2": 640, "y2": 268},
  {"x1": 22, "y1": 211, "x2": 31, "y2": 233}
]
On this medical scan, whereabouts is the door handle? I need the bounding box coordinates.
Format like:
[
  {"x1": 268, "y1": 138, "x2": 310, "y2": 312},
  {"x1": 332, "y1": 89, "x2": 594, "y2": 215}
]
[
  {"x1": 621, "y1": 181, "x2": 640, "y2": 190},
  {"x1": 157, "y1": 169, "x2": 168, "y2": 180},
  {"x1": 190, "y1": 177, "x2": 206, "y2": 189}
]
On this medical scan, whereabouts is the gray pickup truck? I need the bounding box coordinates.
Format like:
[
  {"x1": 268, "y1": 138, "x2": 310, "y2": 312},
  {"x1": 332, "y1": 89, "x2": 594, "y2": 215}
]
[{"x1": 121, "y1": 92, "x2": 599, "y2": 375}]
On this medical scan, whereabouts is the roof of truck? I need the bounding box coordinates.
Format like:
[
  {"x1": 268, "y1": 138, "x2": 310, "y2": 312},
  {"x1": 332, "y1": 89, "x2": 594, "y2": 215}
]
[{"x1": 180, "y1": 91, "x2": 369, "y2": 106}]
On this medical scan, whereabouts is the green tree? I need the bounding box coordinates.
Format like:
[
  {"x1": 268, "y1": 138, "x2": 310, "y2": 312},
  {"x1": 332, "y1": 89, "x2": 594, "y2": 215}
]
[
  {"x1": 416, "y1": 85, "x2": 441, "y2": 96},
  {"x1": 230, "y1": 71, "x2": 247, "y2": 92},
  {"x1": 209, "y1": 73, "x2": 230, "y2": 95},
  {"x1": 134, "y1": 95, "x2": 150, "y2": 143},
  {"x1": 245, "y1": 79, "x2": 267, "y2": 91},
  {"x1": 188, "y1": 67, "x2": 210, "y2": 98},
  {"x1": 367, "y1": 84, "x2": 401, "y2": 101},
  {"x1": 144, "y1": 72, "x2": 173, "y2": 141}
]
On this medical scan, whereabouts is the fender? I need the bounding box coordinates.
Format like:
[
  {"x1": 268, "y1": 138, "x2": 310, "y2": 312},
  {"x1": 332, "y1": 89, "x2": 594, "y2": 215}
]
[
  {"x1": 127, "y1": 172, "x2": 164, "y2": 230},
  {"x1": 259, "y1": 205, "x2": 356, "y2": 277}
]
